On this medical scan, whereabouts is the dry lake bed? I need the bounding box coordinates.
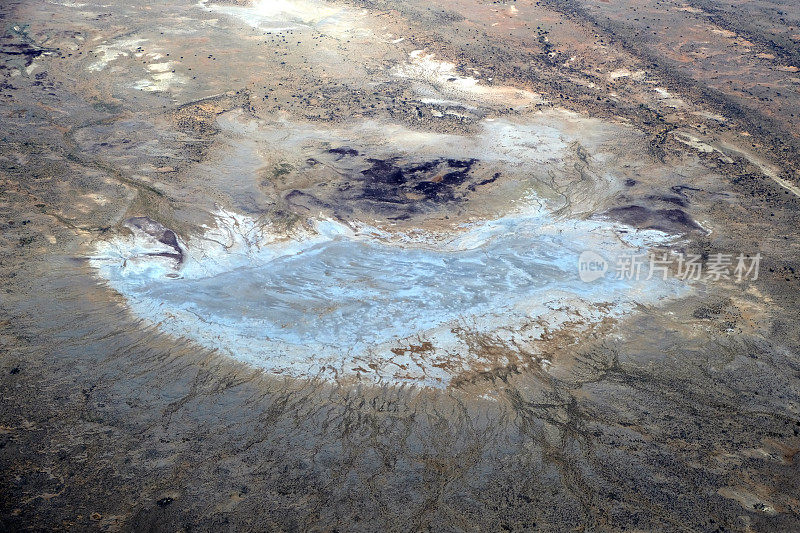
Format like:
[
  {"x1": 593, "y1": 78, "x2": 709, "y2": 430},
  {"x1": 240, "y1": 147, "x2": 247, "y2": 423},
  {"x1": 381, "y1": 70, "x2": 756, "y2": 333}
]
[{"x1": 2, "y1": 0, "x2": 800, "y2": 530}]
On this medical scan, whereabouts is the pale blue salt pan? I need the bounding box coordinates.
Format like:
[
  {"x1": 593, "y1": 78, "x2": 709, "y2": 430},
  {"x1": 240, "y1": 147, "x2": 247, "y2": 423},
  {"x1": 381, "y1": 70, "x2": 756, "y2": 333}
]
[{"x1": 93, "y1": 206, "x2": 687, "y2": 385}]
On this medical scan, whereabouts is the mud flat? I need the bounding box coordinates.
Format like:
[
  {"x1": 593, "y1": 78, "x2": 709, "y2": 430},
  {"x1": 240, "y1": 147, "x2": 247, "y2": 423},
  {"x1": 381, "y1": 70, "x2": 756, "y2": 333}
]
[{"x1": 2, "y1": 0, "x2": 800, "y2": 531}]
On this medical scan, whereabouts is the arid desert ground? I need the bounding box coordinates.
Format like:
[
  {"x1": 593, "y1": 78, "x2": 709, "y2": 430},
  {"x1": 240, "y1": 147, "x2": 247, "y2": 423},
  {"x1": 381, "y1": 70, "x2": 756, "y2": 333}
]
[{"x1": 2, "y1": 0, "x2": 800, "y2": 530}]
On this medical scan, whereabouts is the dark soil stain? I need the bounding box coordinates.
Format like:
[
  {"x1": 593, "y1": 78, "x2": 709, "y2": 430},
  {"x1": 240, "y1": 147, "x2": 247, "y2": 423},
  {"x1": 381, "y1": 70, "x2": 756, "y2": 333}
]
[
  {"x1": 361, "y1": 157, "x2": 479, "y2": 204},
  {"x1": 126, "y1": 217, "x2": 184, "y2": 264},
  {"x1": 285, "y1": 153, "x2": 496, "y2": 218},
  {"x1": 600, "y1": 205, "x2": 705, "y2": 234}
]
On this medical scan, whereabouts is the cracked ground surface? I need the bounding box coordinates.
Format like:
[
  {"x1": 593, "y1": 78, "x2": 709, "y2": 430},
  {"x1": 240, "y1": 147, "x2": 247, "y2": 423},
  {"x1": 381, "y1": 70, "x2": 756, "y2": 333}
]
[{"x1": 1, "y1": 0, "x2": 800, "y2": 530}]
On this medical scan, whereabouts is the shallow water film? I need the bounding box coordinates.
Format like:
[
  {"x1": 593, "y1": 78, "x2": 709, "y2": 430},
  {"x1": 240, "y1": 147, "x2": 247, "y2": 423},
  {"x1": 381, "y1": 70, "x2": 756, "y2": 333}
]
[{"x1": 2, "y1": 0, "x2": 800, "y2": 530}]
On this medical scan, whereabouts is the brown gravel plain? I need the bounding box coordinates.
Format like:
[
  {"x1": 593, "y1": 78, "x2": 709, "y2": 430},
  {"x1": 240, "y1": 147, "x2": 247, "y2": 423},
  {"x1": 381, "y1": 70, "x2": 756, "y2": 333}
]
[{"x1": 2, "y1": 0, "x2": 800, "y2": 530}]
